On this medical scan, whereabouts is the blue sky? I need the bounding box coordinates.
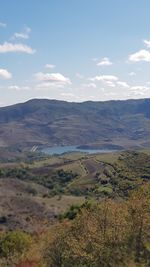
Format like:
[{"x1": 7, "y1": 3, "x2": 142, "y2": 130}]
[{"x1": 0, "y1": 0, "x2": 150, "y2": 106}]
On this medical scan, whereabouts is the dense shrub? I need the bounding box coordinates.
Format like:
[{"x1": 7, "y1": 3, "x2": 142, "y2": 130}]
[
  {"x1": 43, "y1": 184, "x2": 150, "y2": 267},
  {"x1": 0, "y1": 231, "x2": 32, "y2": 266}
]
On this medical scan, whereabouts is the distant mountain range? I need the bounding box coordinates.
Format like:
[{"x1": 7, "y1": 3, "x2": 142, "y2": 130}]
[{"x1": 0, "y1": 98, "x2": 150, "y2": 149}]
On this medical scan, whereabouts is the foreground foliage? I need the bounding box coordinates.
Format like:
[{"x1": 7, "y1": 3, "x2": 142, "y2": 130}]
[
  {"x1": 43, "y1": 184, "x2": 150, "y2": 267},
  {"x1": 0, "y1": 231, "x2": 32, "y2": 266},
  {"x1": 0, "y1": 184, "x2": 150, "y2": 266}
]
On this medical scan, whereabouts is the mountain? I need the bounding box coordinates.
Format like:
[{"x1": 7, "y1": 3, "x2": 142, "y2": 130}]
[{"x1": 0, "y1": 98, "x2": 150, "y2": 149}]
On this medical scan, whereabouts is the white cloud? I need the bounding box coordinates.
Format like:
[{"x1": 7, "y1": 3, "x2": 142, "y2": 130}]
[
  {"x1": 36, "y1": 82, "x2": 57, "y2": 89},
  {"x1": 117, "y1": 81, "x2": 129, "y2": 88},
  {"x1": 35, "y1": 72, "x2": 71, "y2": 90},
  {"x1": 0, "y1": 69, "x2": 12, "y2": 79},
  {"x1": 129, "y1": 49, "x2": 150, "y2": 62},
  {"x1": 9, "y1": 85, "x2": 20, "y2": 90},
  {"x1": 143, "y1": 39, "x2": 150, "y2": 48},
  {"x1": 90, "y1": 74, "x2": 131, "y2": 90},
  {"x1": 61, "y1": 93, "x2": 75, "y2": 97},
  {"x1": 76, "y1": 73, "x2": 84, "y2": 79},
  {"x1": 0, "y1": 42, "x2": 36, "y2": 54},
  {"x1": 129, "y1": 85, "x2": 150, "y2": 98},
  {"x1": 45, "y1": 64, "x2": 56, "y2": 69},
  {"x1": 91, "y1": 75, "x2": 118, "y2": 82},
  {"x1": 13, "y1": 33, "x2": 28, "y2": 40},
  {"x1": 12, "y1": 26, "x2": 31, "y2": 40},
  {"x1": 82, "y1": 83, "x2": 97, "y2": 88},
  {"x1": 130, "y1": 86, "x2": 149, "y2": 92},
  {"x1": 35, "y1": 72, "x2": 71, "y2": 84},
  {"x1": 129, "y1": 72, "x2": 136, "y2": 76},
  {"x1": 9, "y1": 85, "x2": 30, "y2": 91},
  {"x1": 97, "y1": 57, "x2": 113, "y2": 66},
  {"x1": 0, "y1": 22, "x2": 7, "y2": 28},
  {"x1": 87, "y1": 83, "x2": 97, "y2": 88},
  {"x1": 105, "y1": 81, "x2": 116, "y2": 87},
  {"x1": 36, "y1": 82, "x2": 67, "y2": 90},
  {"x1": 90, "y1": 75, "x2": 119, "y2": 89}
]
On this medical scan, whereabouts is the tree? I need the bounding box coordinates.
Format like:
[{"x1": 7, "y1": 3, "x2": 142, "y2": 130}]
[{"x1": 0, "y1": 231, "x2": 32, "y2": 266}]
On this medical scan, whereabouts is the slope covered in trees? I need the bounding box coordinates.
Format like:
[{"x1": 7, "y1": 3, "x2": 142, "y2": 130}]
[
  {"x1": 0, "y1": 98, "x2": 149, "y2": 149},
  {"x1": 0, "y1": 184, "x2": 150, "y2": 266}
]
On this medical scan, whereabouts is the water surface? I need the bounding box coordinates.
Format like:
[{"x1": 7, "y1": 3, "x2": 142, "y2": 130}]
[{"x1": 42, "y1": 145, "x2": 117, "y2": 155}]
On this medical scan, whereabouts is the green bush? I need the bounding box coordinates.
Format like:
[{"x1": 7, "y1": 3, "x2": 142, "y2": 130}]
[{"x1": 0, "y1": 231, "x2": 31, "y2": 263}]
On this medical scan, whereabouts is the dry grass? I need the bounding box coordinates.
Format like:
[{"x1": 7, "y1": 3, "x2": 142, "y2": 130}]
[
  {"x1": 95, "y1": 152, "x2": 120, "y2": 163},
  {"x1": 35, "y1": 195, "x2": 85, "y2": 214}
]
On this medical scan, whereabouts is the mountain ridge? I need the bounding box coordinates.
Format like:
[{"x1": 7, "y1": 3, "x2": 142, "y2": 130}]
[{"x1": 0, "y1": 98, "x2": 150, "y2": 149}]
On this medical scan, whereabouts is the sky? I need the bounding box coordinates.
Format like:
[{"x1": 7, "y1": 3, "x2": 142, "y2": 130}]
[{"x1": 0, "y1": 0, "x2": 150, "y2": 106}]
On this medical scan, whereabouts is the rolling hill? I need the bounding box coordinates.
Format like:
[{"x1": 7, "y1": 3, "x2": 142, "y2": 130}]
[
  {"x1": 0, "y1": 98, "x2": 149, "y2": 149},
  {"x1": 0, "y1": 150, "x2": 149, "y2": 232}
]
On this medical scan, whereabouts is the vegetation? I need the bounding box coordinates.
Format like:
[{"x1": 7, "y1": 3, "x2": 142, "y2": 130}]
[
  {"x1": 0, "y1": 150, "x2": 149, "y2": 265},
  {"x1": 0, "y1": 231, "x2": 31, "y2": 266},
  {"x1": 43, "y1": 186, "x2": 150, "y2": 267},
  {"x1": 0, "y1": 98, "x2": 150, "y2": 150},
  {"x1": 1, "y1": 151, "x2": 150, "y2": 199},
  {"x1": 0, "y1": 184, "x2": 150, "y2": 266}
]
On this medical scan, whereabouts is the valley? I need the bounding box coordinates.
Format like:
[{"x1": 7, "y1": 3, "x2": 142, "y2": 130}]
[
  {"x1": 1, "y1": 0, "x2": 150, "y2": 265},
  {"x1": 0, "y1": 149, "x2": 149, "y2": 233},
  {"x1": 0, "y1": 99, "x2": 150, "y2": 266}
]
